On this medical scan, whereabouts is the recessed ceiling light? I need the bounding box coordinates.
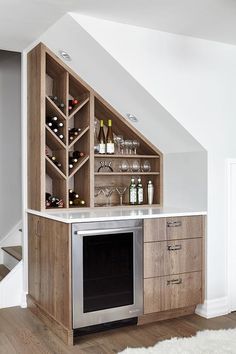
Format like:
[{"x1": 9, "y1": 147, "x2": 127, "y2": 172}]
[
  {"x1": 126, "y1": 113, "x2": 139, "y2": 123},
  {"x1": 58, "y1": 50, "x2": 71, "y2": 62}
]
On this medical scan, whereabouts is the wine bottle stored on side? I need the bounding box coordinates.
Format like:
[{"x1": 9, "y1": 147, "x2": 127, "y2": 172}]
[
  {"x1": 98, "y1": 119, "x2": 106, "y2": 154},
  {"x1": 47, "y1": 154, "x2": 62, "y2": 169},
  {"x1": 68, "y1": 128, "x2": 82, "y2": 142},
  {"x1": 68, "y1": 189, "x2": 86, "y2": 207},
  {"x1": 106, "y1": 119, "x2": 114, "y2": 154},
  {"x1": 73, "y1": 150, "x2": 85, "y2": 159}
]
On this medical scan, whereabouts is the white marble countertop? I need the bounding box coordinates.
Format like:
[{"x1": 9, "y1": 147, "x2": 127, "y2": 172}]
[{"x1": 27, "y1": 206, "x2": 207, "y2": 223}]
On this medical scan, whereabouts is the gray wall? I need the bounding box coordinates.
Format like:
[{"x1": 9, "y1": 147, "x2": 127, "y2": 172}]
[{"x1": 0, "y1": 50, "x2": 21, "y2": 240}]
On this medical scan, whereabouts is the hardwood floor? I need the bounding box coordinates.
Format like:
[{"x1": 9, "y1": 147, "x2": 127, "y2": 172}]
[{"x1": 1, "y1": 307, "x2": 236, "y2": 353}]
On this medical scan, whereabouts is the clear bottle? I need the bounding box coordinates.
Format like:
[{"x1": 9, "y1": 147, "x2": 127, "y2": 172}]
[
  {"x1": 98, "y1": 120, "x2": 106, "y2": 154},
  {"x1": 129, "y1": 177, "x2": 137, "y2": 205},
  {"x1": 137, "y1": 177, "x2": 144, "y2": 205},
  {"x1": 147, "y1": 180, "x2": 154, "y2": 205},
  {"x1": 106, "y1": 119, "x2": 115, "y2": 154}
]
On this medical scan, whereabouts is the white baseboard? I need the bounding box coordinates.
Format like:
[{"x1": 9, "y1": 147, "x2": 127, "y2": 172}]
[
  {"x1": 20, "y1": 290, "x2": 27, "y2": 308},
  {"x1": 195, "y1": 297, "x2": 230, "y2": 318}
]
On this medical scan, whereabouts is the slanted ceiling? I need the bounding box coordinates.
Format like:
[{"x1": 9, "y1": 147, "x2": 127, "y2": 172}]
[{"x1": 38, "y1": 14, "x2": 203, "y2": 155}]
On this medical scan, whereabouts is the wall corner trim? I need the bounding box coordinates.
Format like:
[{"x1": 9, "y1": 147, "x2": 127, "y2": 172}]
[{"x1": 195, "y1": 297, "x2": 230, "y2": 318}]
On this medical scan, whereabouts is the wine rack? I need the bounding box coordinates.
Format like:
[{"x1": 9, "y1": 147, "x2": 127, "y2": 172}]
[{"x1": 28, "y1": 43, "x2": 163, "y2": 210}]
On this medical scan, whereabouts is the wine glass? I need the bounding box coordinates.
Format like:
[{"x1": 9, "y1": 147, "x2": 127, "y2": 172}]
[
  {"x1": 124, "y1": 139, "x2": 133, "y2": 154},
  {"x1": 116, "y1": 186, "x2": 127, "y2": 205},
  {"x1": 131, "y1": 159, "x2": 140, "y2": 172},
  {"x1": 114, "y1": 134, "x2": 124, "y2": 154},
  {"x1": 94, "y1": 187, "x2": 103, "y2": 198},
  {"x1": 119, "y1": 160, "x2": 130, "y2": 172},
  {"x1": 132, "y1": 140, "x2": 140, "y2": 155},
  {"x1": 103, "y1": 186, "x2": 115, "y2": 206},
  {"x1": 141, "y1": 160, "x2": 151, "y2": 172}
]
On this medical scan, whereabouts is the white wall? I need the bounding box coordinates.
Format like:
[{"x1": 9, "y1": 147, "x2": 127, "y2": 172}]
[
  {"x1": 164, "y1": 151, "x2": 207, "y2": 210},
  {"x1": 68, "y1": 15, "x2": 236, "y2": 311},
  {"x1": 0, "y1": 51, "x2": 21, "y2": 240}
]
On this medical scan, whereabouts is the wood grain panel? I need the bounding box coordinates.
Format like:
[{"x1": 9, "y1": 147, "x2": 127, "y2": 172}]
[
  {"x1": 144, "y1": 272, "x2": 202, "y2": 314},
  {"x1": 166, "y1": 216, "x2": 204, "y2": 240},
  {"x1": 27, "y1": 43, "x2": 45, "y2": 210},
  {"x1": 144, "y1": 218, "x2": 166, "y2": 242},
  {"x1": 28, "y1": 214, "x2": 72, "y2": 329},
  {"x1": 28, "y1": 214, "x2": 41, "y2": 302},
  {"x1": 144, "y1": 216, "x2": 204, "y2": 242},
  {"x1": 144, "y1": 238, "x2": 202, "y2": 278}
]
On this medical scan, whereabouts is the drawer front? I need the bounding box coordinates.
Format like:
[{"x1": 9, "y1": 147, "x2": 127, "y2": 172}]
[
  {"x1": 144, "y1": 271, "x2": 202, "y2": 314},
  {"x1": 144, "y1": 238, "x2": 202, "y2": 278},
  {"x1": 144, "y1": 216, "x2": 204, "y2": 242},
  {"x1": 166, "y1": 216, "x2": 204, "y2": 240}
]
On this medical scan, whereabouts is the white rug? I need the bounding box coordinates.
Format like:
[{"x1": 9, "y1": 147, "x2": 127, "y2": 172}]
[{"x1": 119, "y1": 328, "x2": 236, "y2": 354}]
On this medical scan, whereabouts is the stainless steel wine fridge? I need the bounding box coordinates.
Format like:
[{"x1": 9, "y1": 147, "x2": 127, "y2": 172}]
[{"x1": 72, "y1": 219, "x2": 143, "y2": 330}]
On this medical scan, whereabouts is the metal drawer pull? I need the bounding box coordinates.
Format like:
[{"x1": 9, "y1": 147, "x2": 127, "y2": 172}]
[
  {"x1": 167, "y1": 244, "x2": 182, "y2": 251},
  {"x1": 167, "y1": 278, "x2": 182, "y2": 285},
  {"x1": 167, "y1": 221, "x2": 182, "y2": 227}
]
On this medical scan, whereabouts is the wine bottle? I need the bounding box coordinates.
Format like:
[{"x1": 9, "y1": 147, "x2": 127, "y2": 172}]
[
  {"x1": 47, "y1": 155, "x2": 62, "y2": 168},
  {"x1": 68, "y1": 99, "x2": 79, "y2": 113},
  {"x1": 49, "y1": 95, "x2": 58, "y2": 102},
  {"x1": 73, "y1": 150, "x2": 85, "y2": 158},
  {"x1": 137, "y1": 177, "x2": 144, "y2": 205},
  {"x1": 68, "y1": 128, "x2": 82, "y2": 141},
  {"x1": 98, "y1": 120, "x2": 106, "y2": 154},
  {"x1": 68, "y1": 189, "x2": 85, "y2": 207},
  {"x1": 106, "y1": 119, "x2": 114, "y2": 154},
  {"x1": 129, "y1": 177, "x2": 137, "y2": 205}
]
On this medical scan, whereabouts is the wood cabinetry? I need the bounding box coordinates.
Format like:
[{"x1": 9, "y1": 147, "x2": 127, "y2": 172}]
[
  {"x1": 28, "y1": 43, "x2": 163, "y2": 210},
  {"x1": 28, "y1": 214, "x2": 73, "y2": 343},
  {"x1": 143, "y1": 215, "x2": 205, "y2": 315}
]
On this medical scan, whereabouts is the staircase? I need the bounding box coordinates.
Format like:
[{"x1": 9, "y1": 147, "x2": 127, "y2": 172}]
[
  {"x1": 0, "y1": 245, "x2": 23, "y2": 308},
  {"x1": 0, "y1": 246, "x2": 22, "y2": 281}
]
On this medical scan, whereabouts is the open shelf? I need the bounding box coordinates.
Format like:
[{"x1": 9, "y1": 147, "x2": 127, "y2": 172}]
[
  {"x1": 69, "y1": 155, "x2": 89, "y2": 178},
  {"x1": 28, "y1": 43, "x2": 163, "y2": 211},
  {"x1": 46, "y1": 156, "x2": 66, "y2": 180},
  {"x1": 68, "y1": 97, "x2": 90, "y2": 119},
  {"x1": 94, "y1": 172, "x2": 160, "y2": 176},
  {"x1": 94, "y1": 154, "x2": 160, "y2": 159},
  {"x1": 46, "y1": 126, "x2": 66, "y2": 148},
  {"x1": 68, "y1": 126, "x2": 89, "y2": 149}
]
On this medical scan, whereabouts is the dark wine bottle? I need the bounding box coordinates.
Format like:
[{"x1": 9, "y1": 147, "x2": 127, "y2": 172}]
[
  {"x1": 106, "y1": 119, "x2": 114, "y2": 154},
  {"x1": 98, "y1": 119, "x2": 106, "y2": 154},
  {"x1": 73, "y1": 150, "x2": 85, "y2": 158}
]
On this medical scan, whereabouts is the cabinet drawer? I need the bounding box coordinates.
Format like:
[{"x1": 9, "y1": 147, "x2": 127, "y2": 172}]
[
  {"x1": 144, "y1": 216, "x2": 204, "y2": 242},
  {"x1": 144, "y1": 238, "x2": 202, "y2": 278},
  {"x1": 144, "y1": 271, "x2": 202, "y2": 314}
]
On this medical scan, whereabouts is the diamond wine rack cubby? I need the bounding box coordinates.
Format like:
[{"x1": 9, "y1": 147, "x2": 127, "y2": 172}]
[{"x1": 28, "y1": 43, "x2": 163, "y2": 210}]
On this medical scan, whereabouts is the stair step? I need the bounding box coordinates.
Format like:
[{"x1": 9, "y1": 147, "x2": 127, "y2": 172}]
[
  {"x1": 0, "y1": 264, "x2": 10, "y2": 280},
  {"x1": 2, "y1": 246, "x2": 22, "y2": 261}
]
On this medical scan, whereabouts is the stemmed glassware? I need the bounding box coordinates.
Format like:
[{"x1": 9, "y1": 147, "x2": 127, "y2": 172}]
[
  {"x1": 116, "y1": 186, "x2": 127, "y2": 205},
  {"x1": 124, "y1": 139, "x2": 133, "y2": 154},
  {"x1": 132, "y1": 140, "x2": 140, "y2": 154},
  {"x1": 114, "y1": 135, "x2": 124, "y2": 154},
  {"x1": 119, "y1": 160, "x2": 130, "y2": 172},
  {"x1": 103, "y1": 186, "x2": 115, "y2": 206}
]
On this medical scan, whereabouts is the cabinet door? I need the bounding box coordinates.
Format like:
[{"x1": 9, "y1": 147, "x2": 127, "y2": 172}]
[
  {"x1": 28, "y1": 214, "x2": 72, "y2": 329},
  {"x1": 28, "y1": 214, "x2": 41, "y2": 302},
  {"x1": 144, "y1": 238, "x2": 202, "y2": 278},
  {"x1": 144, "y1": 216, "x2": 204, "y2": 242},
  {"x1": 144, "y1": 272, "x2": 202, "y2": 314}
]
